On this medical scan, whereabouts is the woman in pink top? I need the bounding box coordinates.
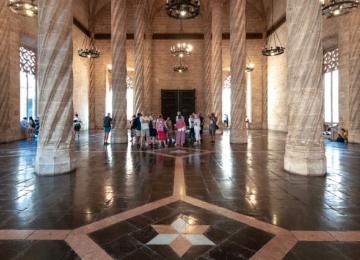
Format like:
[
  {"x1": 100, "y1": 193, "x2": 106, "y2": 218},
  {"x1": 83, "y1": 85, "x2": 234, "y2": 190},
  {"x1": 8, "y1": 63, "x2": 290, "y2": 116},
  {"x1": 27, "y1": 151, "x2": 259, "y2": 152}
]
[
  {"x1": 175, "y1": 115, "x2": 186, "y2": 146},
  {"x1": 156, "y1": 115, "x2": 167, "y2": 148}
]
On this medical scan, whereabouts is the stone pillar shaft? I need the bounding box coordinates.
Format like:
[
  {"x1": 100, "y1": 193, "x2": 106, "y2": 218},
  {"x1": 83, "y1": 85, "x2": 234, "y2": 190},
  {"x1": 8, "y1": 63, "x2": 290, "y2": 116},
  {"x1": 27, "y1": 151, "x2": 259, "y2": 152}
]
[
  {"x1": 144, "y1": 32, "x2": 152, "y2": 112},
  {"x1": 204, "y1": 14, "x2": 212, "y2": 117},
  {"x1": 348, "y1": 9, "x2": 360, "y2": 143},
  {"x1": 229, "y1": 0, "x2": 247, "y2": 143},
  {"x1": 134, "y1": 0, "x2": 145, "y2": 114},
  {"x1": 36, "y1": 0, "x2": 75, "y2": 175},
  {"x1": 0, "y1": 1, "x2": 10, "y2": 143},
  {"x1": 88, "y1": 58, "x2": 96, "y2": 129},
  {"x1": 211, "y1": 0, "x2": 223, "y2": 122},
  {"x1": 284, "y1": 0, "x2": 326, "y2": 176},
  {"x1": 111, "y1": 0, "x2": 128, "y2": 143}
]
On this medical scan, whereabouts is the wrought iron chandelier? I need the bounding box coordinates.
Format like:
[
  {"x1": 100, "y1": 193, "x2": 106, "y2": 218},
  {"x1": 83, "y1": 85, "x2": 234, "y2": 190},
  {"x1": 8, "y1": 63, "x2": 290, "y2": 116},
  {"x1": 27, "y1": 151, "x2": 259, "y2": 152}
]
[
  {"x1": 262, "y1": 0, "x2": 285, "y2": 57},
  {"x1": 170, "y1": 42, "x2": 193, "y2": 58},
  {"x1": 165, "y1": 0, "x2": 200, "y2": 19},
  {"x1": 174, "y1": 58, "x2": 188, "y2": 73},
  {"x1": 8, "y1": 0, "x2": 38, "y2": 17},
  {"x1": 321, "y1": 0, "x2": 359, "y2": 17},
  {"x1": 78, "y1": 33, "x2": 100, "y2": 59}
]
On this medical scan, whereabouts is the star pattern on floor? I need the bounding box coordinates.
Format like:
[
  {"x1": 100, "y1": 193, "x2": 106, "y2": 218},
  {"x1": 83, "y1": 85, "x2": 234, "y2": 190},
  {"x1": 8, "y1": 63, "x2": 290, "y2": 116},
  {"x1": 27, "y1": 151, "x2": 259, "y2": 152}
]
[{"x1": 147, "y1": 215, "x2": 215, "y2": 257}]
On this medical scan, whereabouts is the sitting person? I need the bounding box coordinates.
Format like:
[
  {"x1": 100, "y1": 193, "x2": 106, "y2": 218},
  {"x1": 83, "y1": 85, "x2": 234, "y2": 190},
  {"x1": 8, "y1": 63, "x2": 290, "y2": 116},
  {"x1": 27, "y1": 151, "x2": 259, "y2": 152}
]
[{"x1": 336, "y1": 128, "x2": 348, "y2": 143}]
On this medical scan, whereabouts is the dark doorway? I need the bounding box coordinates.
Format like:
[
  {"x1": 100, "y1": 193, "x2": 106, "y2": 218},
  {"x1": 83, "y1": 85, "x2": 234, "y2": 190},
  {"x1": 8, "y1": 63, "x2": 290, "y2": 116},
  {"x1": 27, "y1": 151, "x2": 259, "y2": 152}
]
[{"x1": 161, "y1": 89, "x2": 196, "y2": 123}]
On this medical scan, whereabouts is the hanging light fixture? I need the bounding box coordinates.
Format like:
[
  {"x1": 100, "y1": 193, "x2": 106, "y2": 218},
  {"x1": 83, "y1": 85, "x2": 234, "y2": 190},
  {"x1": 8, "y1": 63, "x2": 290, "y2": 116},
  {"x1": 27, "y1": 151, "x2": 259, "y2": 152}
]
[
  {"x1": 262, "y1": 0, "x2": 285, "y2": 57},
  {"x1": 8, "y1": 0, "x2": 38, "y2": 17},
  {"x1": 78, "y1": 33, "x2": 101, "y2": 59},
  {"x1": 165, "y1": 0, "x2": 200, "y2": 19},
  {"x1": 174, "y1": 58, "x2": 189, "y2": 73},
  {"x1": 170, "y1": 42, "x2": 193, "y2": 58},
  {"x1": 321, "y1": 0, "x2": 359, "y2": 17}
]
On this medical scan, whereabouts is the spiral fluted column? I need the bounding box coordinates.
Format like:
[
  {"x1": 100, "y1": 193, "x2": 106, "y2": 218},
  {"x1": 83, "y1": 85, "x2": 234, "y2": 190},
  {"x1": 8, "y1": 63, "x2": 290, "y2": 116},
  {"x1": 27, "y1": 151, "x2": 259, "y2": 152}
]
[
  {"x1": 348, "y1": 9, "x2": 360, "y2": 143},
  {"x1": 211, "y1": 0, "x2": 223, "y2": 125},
  {"x1": 35, "y1": 0, "x2": 75, "y2": 175},
  {"x1": 111, "y1": 0, "x2": 128, "y2": 143},
  {"x1": 88, "y1": 58, "x2": 96, "y2": 129},
  {"x1": 0, "y1": 1, "x2": 10, "y2": 143},
  {"x1": 229, "y1": 0, "x2": 247, "y2": 143},
  {"x1": 284, "y1": 0, "x2": 326, "y2": 176},
  {"x1": 204, "y1": 13, "x2": 212, "y2": 118},
  {"x1": 134, "y1": 0, "x2": 145, "y2": 114},
  {"x1": 144, "y1": 32, "x2": 152, "y2": 112}
]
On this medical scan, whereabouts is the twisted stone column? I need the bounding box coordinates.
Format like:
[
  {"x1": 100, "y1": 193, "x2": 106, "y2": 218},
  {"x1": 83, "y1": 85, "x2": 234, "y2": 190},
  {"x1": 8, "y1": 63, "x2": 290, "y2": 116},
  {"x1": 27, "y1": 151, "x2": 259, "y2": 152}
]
[
  {"x1": 229, "y1": 0, "x2": 247, "y2": 143},
  {"x1": 0, "y1": 2, "x2": 10, "y2": 143},
  {"x1": 88, "y1": 58, "x2": 96, "y2": 129},
  {"x1": 144, "y1": 32, "x2": 152, "y2": 112},
  {"x1": 211, "y1": 0, "x2": 223, "y2": 125},
  {"x1": 284, "y1": 0, "x2": 326, "y2": 176},
  {"x1": 348, "y1": 10, "x2": 360, "y2": 143},
  {"x1": 35, "y1": 0, "x2": 75, "y2": 175},
  {"x1": 111, "y1": 0, "x2": 128, "y2": 143},
  {"x1": 204, "y1": 12, "x2": 212, "y2": 118},
  {"x1": 134, "y1": 0, "x2": 145, "y2": 114}
]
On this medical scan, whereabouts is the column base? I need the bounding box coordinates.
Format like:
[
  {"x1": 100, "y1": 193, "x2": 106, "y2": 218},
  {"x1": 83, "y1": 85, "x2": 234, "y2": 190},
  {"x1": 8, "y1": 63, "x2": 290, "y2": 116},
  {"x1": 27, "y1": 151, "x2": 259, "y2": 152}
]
[
  {"x1": 349, "y1": 129, "x2": 360, "y2": 144},
  {"x1": 35, "y1": 147, "x2": 76, "y2": 176},
  {"x1": 284, "y1": 144, "x2": 326, "y2": 176},
  {"x1": 111, "y1": 129, "x2": 128, "y2": 144},
  {"x1": 230, "y1": 128, "x2": 248, "y2": 144}
]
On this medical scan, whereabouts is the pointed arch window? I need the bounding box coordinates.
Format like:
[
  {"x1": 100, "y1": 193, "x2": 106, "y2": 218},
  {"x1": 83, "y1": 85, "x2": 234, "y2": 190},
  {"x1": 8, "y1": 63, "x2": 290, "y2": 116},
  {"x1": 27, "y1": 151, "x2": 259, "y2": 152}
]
[
  {"x1": 19, "y1": 46, "x2": 37, "y2": 120},
  {"x1": 323, "y1": 48, "x2": 339, "y2": 125}
]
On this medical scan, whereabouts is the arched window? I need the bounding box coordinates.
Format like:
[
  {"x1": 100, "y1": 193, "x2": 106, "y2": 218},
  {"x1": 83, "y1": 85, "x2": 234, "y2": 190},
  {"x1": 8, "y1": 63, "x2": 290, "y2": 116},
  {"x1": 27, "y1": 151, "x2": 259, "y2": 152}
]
[
  {"x1": 105, "y1": 67, "x2": 133, "y2": 120},
  {"x1": 323, "y1": 48, "x2": 339, "y2": 126},
  {"x1": 19, "y1": 46, "x2": 36, "y2": 120}
]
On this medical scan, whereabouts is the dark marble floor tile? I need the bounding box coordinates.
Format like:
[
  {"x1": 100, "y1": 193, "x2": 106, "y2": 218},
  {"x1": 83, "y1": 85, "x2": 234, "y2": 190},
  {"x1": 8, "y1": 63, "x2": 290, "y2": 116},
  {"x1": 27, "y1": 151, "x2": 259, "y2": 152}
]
[
  {"x1": 284, "y1": 242, "x2": 360, "y2": 260},
  {"x1": 0, "y1": 240, "x2": 79, "y2": 260}
]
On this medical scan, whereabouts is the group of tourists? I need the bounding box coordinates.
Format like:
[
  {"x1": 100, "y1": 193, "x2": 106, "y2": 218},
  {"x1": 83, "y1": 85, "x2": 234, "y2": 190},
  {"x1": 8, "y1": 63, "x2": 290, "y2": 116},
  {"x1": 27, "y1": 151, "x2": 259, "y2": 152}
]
[
  {"x1": 71, "y1": 111, "x2": 219, "y2": 147},
  {"x1": 101, "y1": 111, "x2": 218, "y2": 148},
  {"x1": 20, "y1": 116, "x2": 40, "y2": 139}
]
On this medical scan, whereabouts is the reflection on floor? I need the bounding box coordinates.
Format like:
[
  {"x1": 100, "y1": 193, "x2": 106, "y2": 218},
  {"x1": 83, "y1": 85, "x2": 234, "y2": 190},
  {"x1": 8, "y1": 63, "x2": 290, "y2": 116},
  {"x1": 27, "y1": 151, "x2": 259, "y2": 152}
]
[{"x1": 0, "y1": 130, "x2": 359, "y2": 259}]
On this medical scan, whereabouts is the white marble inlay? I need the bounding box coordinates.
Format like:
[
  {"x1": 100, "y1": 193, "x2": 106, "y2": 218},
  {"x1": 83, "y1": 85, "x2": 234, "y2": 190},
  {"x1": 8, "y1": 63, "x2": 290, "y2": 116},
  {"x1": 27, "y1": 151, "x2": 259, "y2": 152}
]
[
  {"x1": 147, "y1": 234, "x2": 178, "y2": 245},
  {"x1": 183, "y1": 234, "x2": 215, "y2": 245}
]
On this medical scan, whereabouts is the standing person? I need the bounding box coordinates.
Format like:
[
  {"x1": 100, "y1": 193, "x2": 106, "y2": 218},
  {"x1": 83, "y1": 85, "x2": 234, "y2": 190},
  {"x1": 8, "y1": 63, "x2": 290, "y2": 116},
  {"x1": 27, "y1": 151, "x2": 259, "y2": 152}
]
[
  {"x1": 140, "y1": 113, "x2": 150, "y2": 149},
  {"x1": 134, "y1": 113, "x2": 142, "y2": 147},
  {"x1": 28, "y1": 117, "x2": 36, "y2": 139},
  {"x1": 149, "y1": 114, "x2": 157, "y2": 148},
  {"x1": 165, "y1": 117, "x2": 174, "y2": 146},
  {"x1": 156, "y1": 115, "x2": 167, "y2": 148},
  {"x1": 209, "y1": 113, "x2": 218, "y2": 144},
  {"x1": 188, "y1": 114, "x2": 195, "y2": 143},
  {"x1": 199, "y1": 113, "x2": 204, "y2": 137},
  {"x1": 130, "y1": 115, "x2": 136, "y2": 144},
  {"x1": 103, "y1": 113, "x2": 112, "y2": 145},
  {"x1": 175, "y1": 114, "x2": 186, "y2": 146},
  {"x1": 73, "y1": 113, "x2": 82, "y2": 140},
  {"x1": 194, "y1": 114, "x2": 201, "y2": 145}
]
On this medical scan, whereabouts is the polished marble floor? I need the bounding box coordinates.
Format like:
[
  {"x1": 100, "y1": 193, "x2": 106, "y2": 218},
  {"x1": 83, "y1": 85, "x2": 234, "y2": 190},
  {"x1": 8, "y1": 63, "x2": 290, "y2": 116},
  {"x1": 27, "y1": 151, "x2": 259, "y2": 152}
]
[{"x1": 0, "y1": 130, "x2": 359, "y2": 259}]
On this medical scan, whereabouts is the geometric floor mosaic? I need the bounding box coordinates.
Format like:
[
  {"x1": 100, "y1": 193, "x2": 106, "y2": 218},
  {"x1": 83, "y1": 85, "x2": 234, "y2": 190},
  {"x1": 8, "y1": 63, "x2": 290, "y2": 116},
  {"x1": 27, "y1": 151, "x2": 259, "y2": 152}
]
[
  {"x1": 90, "y1": 201, "x2": 274, "y2": 259},
  {"x1": 0, "y1": 132, "x2": 360, "y2": 259}
]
